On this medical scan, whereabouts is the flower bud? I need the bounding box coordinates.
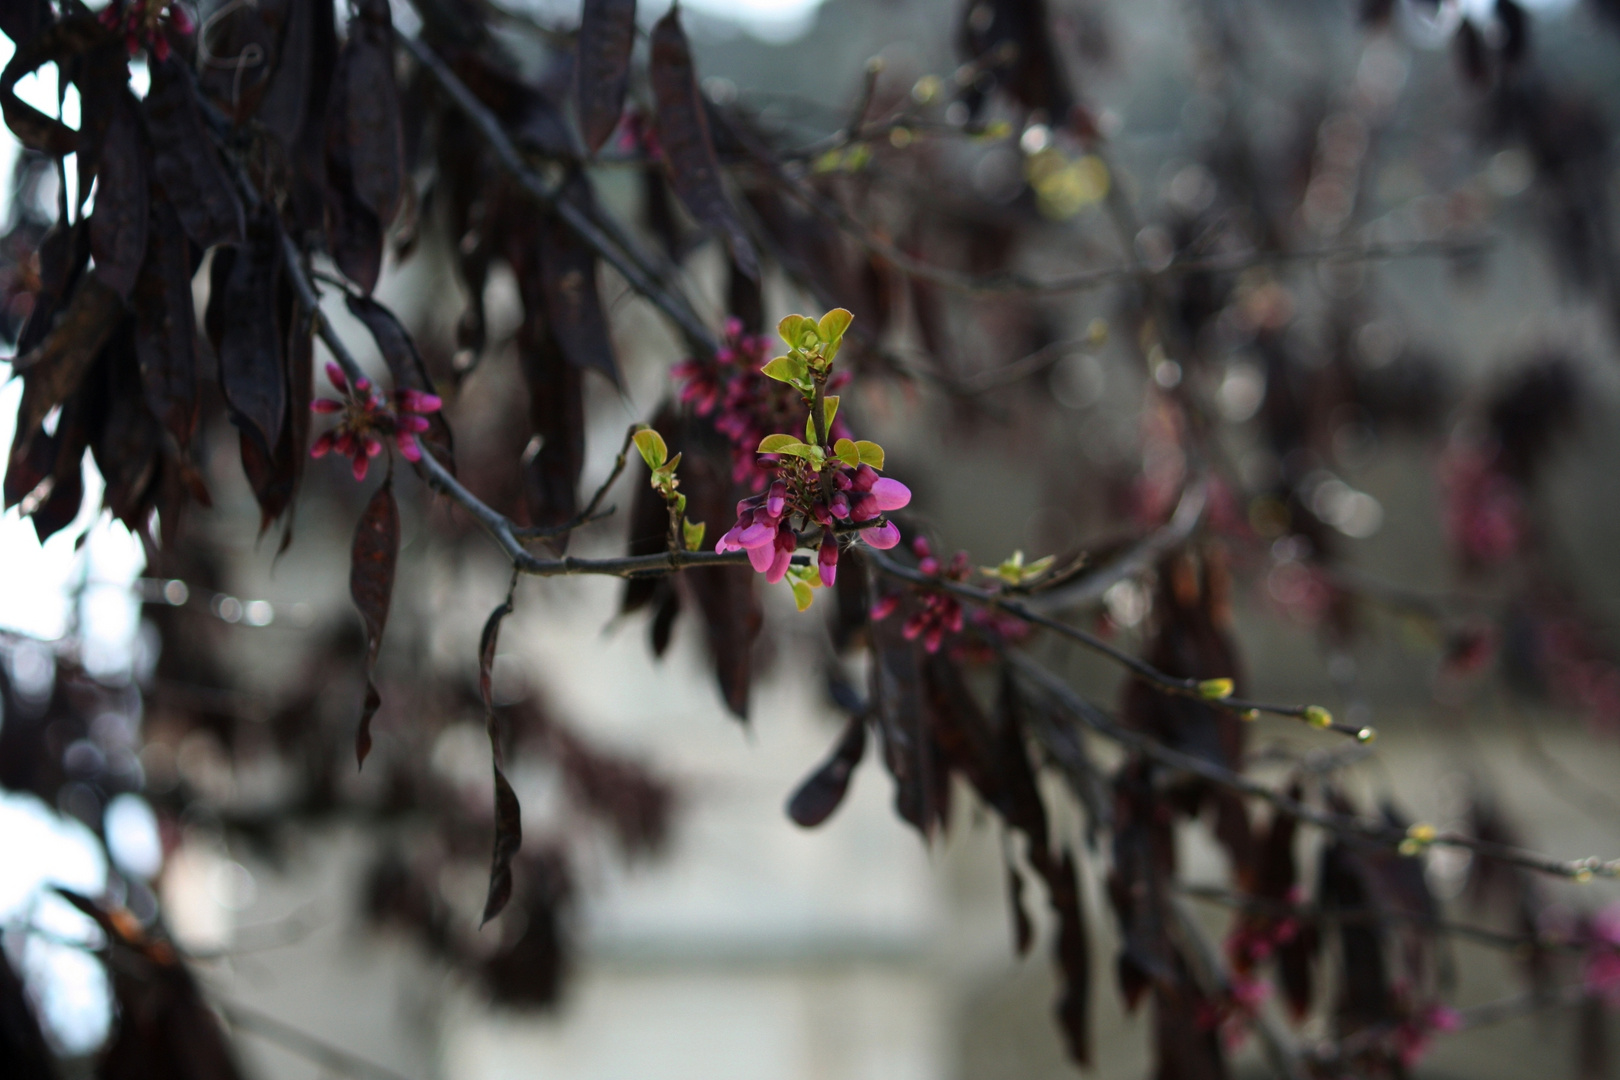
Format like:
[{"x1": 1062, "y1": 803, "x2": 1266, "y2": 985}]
[
  {"x1": 829, "y1": 492, "x2": 850, "y2": 520},
  {"x1": 870, "y1": 478, "x2": 911, "y2": 512},
  {"x1": 870, "y1": 594, "x2": 900, "y2": 621},
  {"x1": 818, "y1": 530, "x2": 839, "y2": 587},
  {"x1": 766, "y1": 480, "x2": 787, "y2": 517},
  {"x1": 863, "y1": 521, "x2": 902, "y2": 549},
  {"x1": 852, "y1": 465, "x2": 880, "y2": 492}
]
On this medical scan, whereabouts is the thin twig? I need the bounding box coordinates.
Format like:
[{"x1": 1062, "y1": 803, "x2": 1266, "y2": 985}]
[
  {"x1": 1027, "y1": 481, "x2": 1208, "y2": 613},
  {"x1": 1009, "y1": 650, "x2": 1620, "y2": 882},
  {"x1": 762, "y1": 151, "x2": 1487, "y2": 297},
  {"x1": 510, "y1": 423, "x2": 640, "y2": 539},
  {"x1": 867, "y1": 541, "x2": 1351, "y2": 732},
  {"x1": 1175, "y1": 881, "x2": 1586, "y2": 955}
]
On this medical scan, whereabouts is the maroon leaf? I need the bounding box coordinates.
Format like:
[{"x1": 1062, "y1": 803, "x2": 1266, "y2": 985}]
[
  {"x1": 649, "y1": 6, "x2": 758, "y2": 279},
  {"x1": 341, "y1": 0, "x2": 404, "y2": 227},
  {"x1": 100, "y1": 952, "x2": 248, "y2": 1080},
  {"x1": 0, "y1": 14, "x2": 104, "y2": 156},
  {"x1": 517, "y1": 303, "x2": 584, "y2": 529},
  {"x1": 133, "y1": 194, "x2": 197, "y2": 450},
  {"x1": 1006, "y1": 857, "x2": 1034, "y2": 956},
  {"x1": 240, "y1": 277, "x2": 311, "y2": 538},
  {"x1": 143, "y1": 57, "x2": 246, "y2": 249},
  {"x1": 323, "y1": 45, "x2": 383, "y2": 292},
  {"x1": 575, "y1": 0, "x2": 636, "y2": 155},
  {"x1": 1109, "y1": 759, "x2": 1177, "y2": 1012},
  {"x1": 649, "y1": 587, "x2": 680, "y2": 656},
  {"x1": 87, "y1": 93, "x2": 148, "y2": 299},
  {"x1": 350, "y1": 474, "x2": 399, "y2": 767},
  {"x1": 954, "y1": 0, "x2": 1074, "y2": 122},
  {"x1": 197, "y1": 0, "x2": 288, "y2": 124},
  {"x1": 280, "y1": 0, "x2": 340, "y2": 235},
  {"x1": 258, "y1": 0, "x2": 316, "y2": 146},
  {"x1": 216, "y1": 209, "x2": 286, "y2": 458},
  {"x1": 479, "y1": 580, "x2": 523, "y2": 925},
  {"x1": 539, "y1": 199, "x2": 621, "y2": 386},
  {"x1": 0, "y1": 942, "x2": 55, "y2": 1080},
  {"x1": 9, "y1": 272, "x2": 125, "y2": 458},
  {"x1": 344, "y1": 293, "x2": 455, "y2": 470},
  {"x1": 90, "y1": 322, "x2": 165, "y2": 531},
  {"x1": 1152, "y1": 957, "x2": 1230, "y2": 1080},
  {"x1": 787, "y1": 713, "x2": 867, "y2": 828},
  {"x1": 1046, "y1": 848, "x2": 1092, "y2": 1067},
  {"x1": 869, "y1": 612, "x2": 947, "y2": 835},
  {"x1": 0, "y1": 0, "x2": 52, "y2": 56}
]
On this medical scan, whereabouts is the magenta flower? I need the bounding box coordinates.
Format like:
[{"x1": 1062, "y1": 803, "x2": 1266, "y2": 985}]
[
  {"x1": 818, "y1": 530, "x2": 838, "y2": 587},
  {"x1": 870, "y1": 478, "x2": 911, "y2": 512},
  {"x1": 862, "y1": 520, "x2": 902, "y2": 549},
  {"x1": 100, "y1": 0, "x2": 192, "y2": 60},
  {"x1": 310, "y1": 363, "x2": 442, "y2": 482}
]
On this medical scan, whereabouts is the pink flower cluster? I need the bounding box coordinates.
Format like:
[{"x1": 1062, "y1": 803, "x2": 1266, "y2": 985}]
[
  {"x1": 99, "y1": 0, "x2": 192, "y2": 60},
  {"x1": 311, "y1": 364, "x2": 442, "y2": 481},
  {"x1": 871, "y1": 538, "x2": 968, "y2": 652},
  {"x1": 673, "y1": 318, "x2": 850, "y2": 490},
  {"x1": 715, "y1": 464, "x2": 909, "y2": 585}
]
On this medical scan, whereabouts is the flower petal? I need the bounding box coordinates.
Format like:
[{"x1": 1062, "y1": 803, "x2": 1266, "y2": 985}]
[
  {"x1": 747, "y1": 543, "x2": 775, "y2": 573},
  {"x1": 863, "y1": 521, "x2": 902, "y2": 549},
  {"x1": 870, "y1": 478, "x2": 911, "y2": 512}
]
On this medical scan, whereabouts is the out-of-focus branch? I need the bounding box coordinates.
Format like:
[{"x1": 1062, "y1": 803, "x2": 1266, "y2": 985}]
[
  {"x1": 866, "y1": 536, "x2": 1354, "y2": 733},
  {"x1": 1176, "y1": 881, "x2": 1587, "y2": 954},
  {"x1": 1168, "y1": 894, "x2": 1309, "y2": 1080},
  {"x1": 395, "y1": 30, "x2": 719, "y2": 356},
  {"x1": 221, "y1": 1000, "x2": 421, "y2": 1080},
  {"x1": 762, "y1": 152, "x2": 1485, "y2": 296},
  {"x1": 1027, "y1": 481, "x2": 1208, "y2": 613},
  {"x1": 1010, "y1": 650, "x2": 1620, "y2": 883}
]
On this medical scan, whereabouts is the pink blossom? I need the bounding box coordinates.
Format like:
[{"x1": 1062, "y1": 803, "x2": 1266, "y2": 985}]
[
  {"x1": 818, "y1": 531, "x2": 839, "y2": 587},
  {"x1": 863, "y1": 521, "x2": 902, "y2": 549},
  {"x1": 870, "y1": 478, "x2": 911, "y2": 512}
]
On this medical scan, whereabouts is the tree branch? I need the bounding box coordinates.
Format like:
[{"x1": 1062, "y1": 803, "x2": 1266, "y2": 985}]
[
  {"x1": 394, "y1": 30, "x2": 719, "y2": 356},
  {"x1": 865, "y1": 541, "x2": 1356, "y2": 733},
  {"x1": 1009, "y1": 649, "x2": 1620, "y2": 882}
]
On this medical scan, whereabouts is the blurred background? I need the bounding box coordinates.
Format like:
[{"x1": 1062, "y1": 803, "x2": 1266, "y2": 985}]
[{"x1": 6, "y1": 0, "x2": 1620, "y2": 1076}]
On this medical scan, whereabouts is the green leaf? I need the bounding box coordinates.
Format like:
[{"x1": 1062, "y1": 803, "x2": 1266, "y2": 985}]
[
  {"x1": 683, "y1": 518, "x2": 706, "y2": 551},
  {"x1": 855, "y1": 440, "x2": 884, "y2": 469},
  {"x1": 823, "y1": 395, "x2": 839, "y2": 428},
  {"x1": 761, "y1": 353, "x2": 808, "y2": 386},
  {"x1": 778, "y1": 314, "x2": 817, "y2": 350},
  {"x1": 759, "y1": 434, "x2": 810, "y2": 455},
  {"x1": 817, "y1": 308, "x2": 853, "y2": 345},
  {"x1": 1198, "y1": 678, "x2": 1234, "y2": 700},
  {"x1": 674, "y1": 491, "x2": 687, "y2": 515},
  {"x1": 790, "y1": 577, "x2": 814, "y2": 611},
  {"x1": 633, "y1": 428, "x2": 667, "y2": 470},
  {"x1": 834, "y1": 438, "x2": 860, "y2": 467}
]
